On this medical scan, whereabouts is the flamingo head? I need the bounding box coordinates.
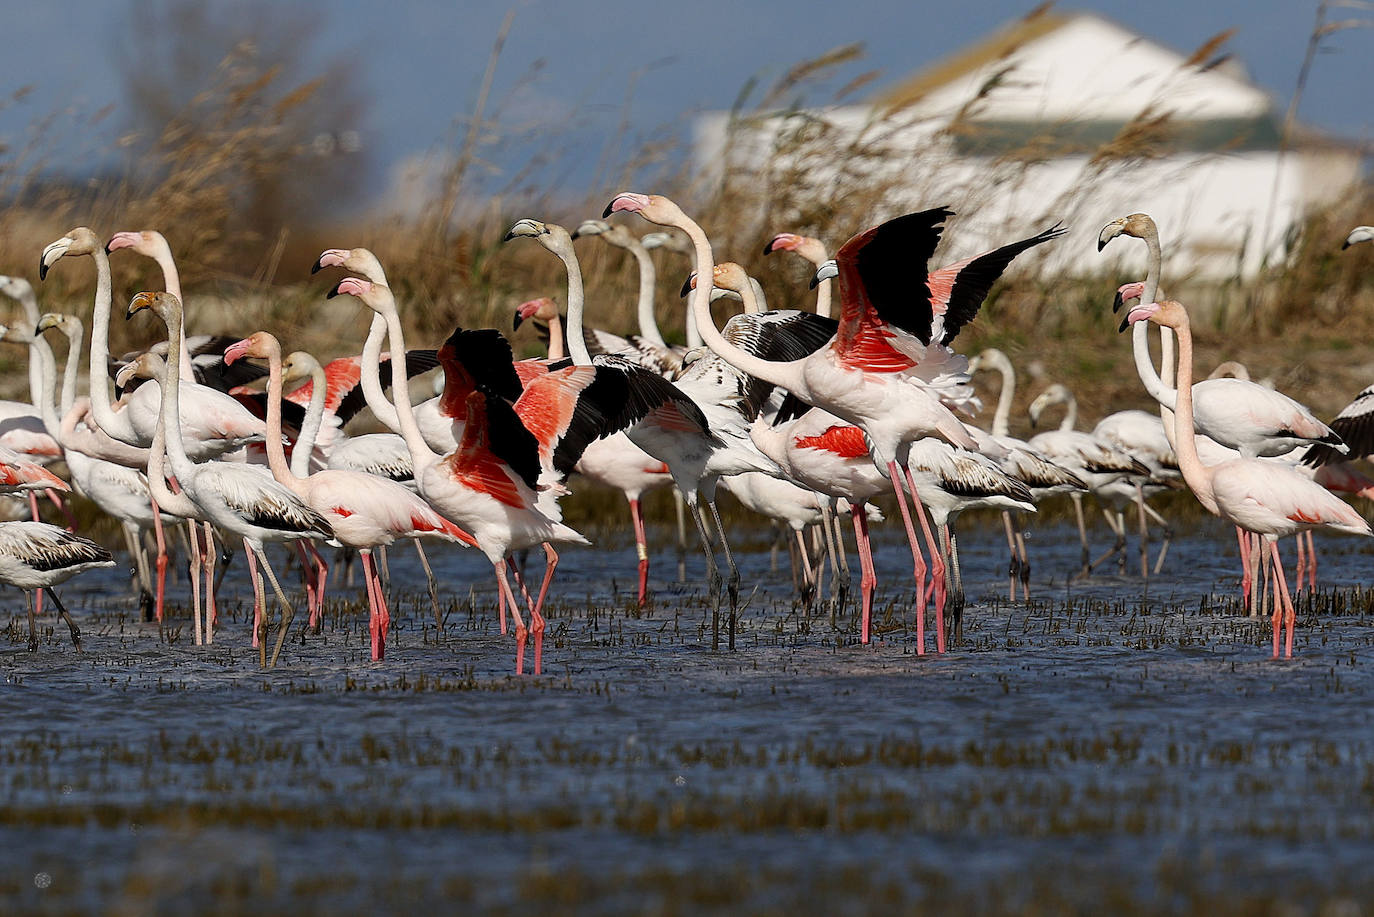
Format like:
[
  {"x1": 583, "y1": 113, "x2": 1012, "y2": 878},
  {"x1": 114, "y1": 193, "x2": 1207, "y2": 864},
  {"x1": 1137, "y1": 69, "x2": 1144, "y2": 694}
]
[
  {"x1": 640, "y1": 231, "x2": 688, "y2": 254},
  {"x1": 1027, "y1": 384, "x2": 1071, "y2": 428},
  {"x1": 809, "y1": 259, "x2": 838, "y2": 290},
  {"x1": 503, "y1": 219, "x2": 549, "y2": 242},
  {"x1": 33, "y1": 312, "x2": 76, "y2": 341},
  {"x1": 512, "y1": 297, "x2": 557, "y2": 330},
  {"x1": 282, "y1": 351, "x2": 321, "y2": 386},
  {"x1": 126, "y1": 290, "x2": 179, "y2": 320},
  {"x1": 223, "y1": 331, "x2": 277, "y2": 366},
  {"x1": 1112, "y1": 280, "x2": 1146, "y2": 313},
  {"x1": 327, "y1": 277, "x2": 374, "y2": 300},
  {"x1": 603, "y1": 192, "x2": 688, "y2": 230},
  {"x1": 105, "y1": 230, "x2": 166, "y2": 257},
  {"x1": 1344, "y1": 226, "x2": 1374, "y2": 250},
  {"x1": 1097, "y1": 213, "x2": 1155, "y2": 252},
  {"x1": 0, "y1": 274, "x2": 35, "y2": 303},
  {"x1": 115, "y1": 352, "x2": 164, "y2": 390},
  {"x1": 39, "y1": 227, "x2": 100, "y2": 280},
  {"x1": 764, "y1": 232, "x2": 828, "y2": 264},
  {"x1": 1119, "y1": 299, "x2": 1185, "y2": 333},
  {"x1": 571, "y1": 219, "x2": 610, "y2": 240}
]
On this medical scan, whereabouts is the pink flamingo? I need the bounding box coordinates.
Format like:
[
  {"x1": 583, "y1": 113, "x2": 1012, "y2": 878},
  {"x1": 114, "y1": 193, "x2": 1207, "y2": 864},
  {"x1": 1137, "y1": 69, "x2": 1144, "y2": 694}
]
[{"x1": 1123, "y1": 300, "x2": 1371, "y2": 658}]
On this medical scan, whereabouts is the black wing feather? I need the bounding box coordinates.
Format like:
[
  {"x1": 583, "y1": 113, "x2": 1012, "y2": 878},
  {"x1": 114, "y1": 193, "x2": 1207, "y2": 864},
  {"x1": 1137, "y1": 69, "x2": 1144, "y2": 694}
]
[
  {"x1": 479, "y1": 387, "x2": 543, "y2": 491},
  {"x1": 441, "y1": 327, "x2": 524, "y2": 402},
  {"x1": 333, "y1": 349, "x2": 442, "y2": 426},
  {"x1": 940, "y1": 223, "x2": 1067, "y2": 344},
  {"x1": 848, "y1": 207, "x2": 952, "y2": 346}
]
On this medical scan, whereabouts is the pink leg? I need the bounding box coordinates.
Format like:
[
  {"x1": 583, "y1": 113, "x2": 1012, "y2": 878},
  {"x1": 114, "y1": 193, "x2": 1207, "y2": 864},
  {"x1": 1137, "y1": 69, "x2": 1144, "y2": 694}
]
[
  {"x1": 1294, "y1": 534, "x2": 1307, "y2": 593},
  {"x1": 1305, "y1": 531, "x2": 1317, "y2": 591},
  {"x1": 151, "y1": 499, "x2": 168, "y2": 623},
  {"x1": 46, "y1": 489, "x2": 77, "y2": 532},
  {"x1": 851, "y1": 505, "x2": 876, "y2": 636},
  {"x1": 496, "y1": 571, "x2": 508, "y2": 635},
  {"x1": 886, "y1": 460, "x2": 927, "y2": 651},
  {"x1": 530, "y1": 544, "x2": 557, "y2": 675},
  {"x1": 495, "y1": 562, "x2": 528, "y2": 675},
  {"x1": 187, "y1": 521, "x2": 204, "y2": 645},
  {"x1": 630, "y1": 498, "x2": 649, "y2": 607},
  {"x1": 311, "y1": 542, "x2": 329, "y2": 614},
  {"x1": 1269, "y1": 540, "x2": 1297, "y2": 659},
  {"x1": 1236, "y1": 526, "x2": 1252, "y2": 614},
  {"x1": 295, "y1": 542, "x2": 319, "y2": 629},
  {"x1": 245, "y1": 540, "x2": 262, "y2": 650},
  {"x1": 361, "y1": 551, "x2": 385, "y2": 661},
  {"x1": 902, "y1": 465, "x2": 947, "y2": 654},
  {"x1": 203, "y1": 523, "x2": 217, "y2": 640}
]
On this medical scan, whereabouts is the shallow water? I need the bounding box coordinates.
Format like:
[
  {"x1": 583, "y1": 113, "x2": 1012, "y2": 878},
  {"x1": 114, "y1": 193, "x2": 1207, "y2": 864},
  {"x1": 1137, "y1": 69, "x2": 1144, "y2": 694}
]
[{"x1": 4, "y1": 517, "x2": 1374, "y2": 915}]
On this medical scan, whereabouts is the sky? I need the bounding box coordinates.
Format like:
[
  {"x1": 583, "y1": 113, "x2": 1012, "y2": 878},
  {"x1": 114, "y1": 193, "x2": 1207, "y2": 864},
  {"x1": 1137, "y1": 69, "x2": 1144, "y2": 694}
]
[{"x1": 1, "y1": 0, "x2": 1369, "y2": 214}]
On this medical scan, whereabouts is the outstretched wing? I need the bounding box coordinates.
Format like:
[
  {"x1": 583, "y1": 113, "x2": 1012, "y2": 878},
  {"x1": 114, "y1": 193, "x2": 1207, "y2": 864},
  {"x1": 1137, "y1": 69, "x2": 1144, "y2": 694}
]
[
  {"x1": 929, "y1": 223, "x2": 1066, "y2": 344},
  {"x1": 1303, "y1": 383, "x2": 1374, "y2": 466}
]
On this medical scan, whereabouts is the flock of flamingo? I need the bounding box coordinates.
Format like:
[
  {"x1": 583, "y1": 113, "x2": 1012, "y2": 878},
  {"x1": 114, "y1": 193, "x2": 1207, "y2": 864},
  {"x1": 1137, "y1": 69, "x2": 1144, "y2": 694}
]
[{"x1": 2, "y1": 198, "x2": 1372, "y2": 673}]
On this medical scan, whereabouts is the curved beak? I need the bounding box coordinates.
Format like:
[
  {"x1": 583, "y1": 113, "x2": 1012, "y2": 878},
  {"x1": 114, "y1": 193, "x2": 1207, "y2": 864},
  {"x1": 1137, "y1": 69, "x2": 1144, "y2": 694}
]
[
  {"x1": 126, "y1": 291, "x2": 158, "y2": 320},
  {"x1": 39, "y1": 237, "x2": 74, "y2": 282},
  {"x1": 1097, "y1": 219, "x2": 1125, "y2": 252},
  {"x1": 105, "y1": 232, "x2": 137, "y2": 255},
  {"x1": 603, "y1": 192, "x2": 649, "y2": 219},
  {"x1": 512, "y1": 311, "x2": 525, "y2": 331},
  {"x1": 223, "y1": 339, "x2": 252, "y2": 366},
  {"x1": 114, "y1": 362, "x2": 142, "y2": 390},
  {"x1": 809, "y1": 260, "x2": 838, "y2": 290},
  {"x1": 312, "y1": 249, "x2": 348, "y2": 274},
  {"x1": 36, "y1": 314, "x2": 62, "y2": 335},
  {"x1": 571, "y1": 220, "x2": 608, "y2": 241},
  {"x1": 679, "y1": 272, "x2": 697, "y2": 298},
  {"x1": 503, "y1": 219, "x2": 547, "y2": 242}
]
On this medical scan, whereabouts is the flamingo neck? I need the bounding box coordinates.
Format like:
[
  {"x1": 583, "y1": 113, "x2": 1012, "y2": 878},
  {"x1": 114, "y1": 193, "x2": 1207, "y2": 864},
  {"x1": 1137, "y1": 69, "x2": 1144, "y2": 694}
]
[
  {"x1": 359, "y1": 314, "x2": 402, "y2": 433},
  {"x1": 814, "y1": 277, "x2": 832, "y2": 319},
  {"x1": 290, "y1": 362, "x2": 328, "y2": 479},
  {"x1": 87, "y1": 247, "x2": 136, "y2": 443},
  {"x1": 628, "y1": 240, "x2": 668, "y2": 351},
  {"x1": 15, "y1": 289, "x2": 50, "y2": 409},
  {"x1": 261, "y1": 343, "x2": 307, "y2": 494},
  {"x1": 28, "y1": 332, "x2": 61, "y2": 437},
  {"x1": 738, "y1": 277, "x2": 762, "y2": 316},
  {"x1": 556, "y1": 244, "x2": 593, "y2": 366},
  {"x1": 57, "y1": 324, "x2": 82, "y2": 419},
  {"x1": 545, "y1": 313, "x2": 566, "y2": 362},
  {"x1": 156, "y1": 304, "x2": 194, "y2": 478},
  {"x1": 1164, "y1": 312, "x2": 1214, "y2": 503},
  {"x1": 152, "y1": 243, "x2": 193, "y2": 378},
  {"x1": 375, "y1": 292, "x2": 439, "y2": 470},
  {"x1": 1057, "y1": 392, "x2": 1077, "y2": 432},
  {"x1": 1138, "y1": 222, "x2": 1179, "y2": 428},
  {"x1": 987, "y1": 353, "x2": 1015, "y2": 438},
  {"x1": 679, "y1": 215, "x2": 798, "y2": 389}
]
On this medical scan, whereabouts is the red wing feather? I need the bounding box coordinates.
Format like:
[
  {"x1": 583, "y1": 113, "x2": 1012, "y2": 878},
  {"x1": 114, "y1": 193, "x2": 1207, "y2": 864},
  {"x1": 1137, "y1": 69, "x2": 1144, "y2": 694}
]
[{"x1": 795, "y1": 424, "x2": 869, "y2": 459}]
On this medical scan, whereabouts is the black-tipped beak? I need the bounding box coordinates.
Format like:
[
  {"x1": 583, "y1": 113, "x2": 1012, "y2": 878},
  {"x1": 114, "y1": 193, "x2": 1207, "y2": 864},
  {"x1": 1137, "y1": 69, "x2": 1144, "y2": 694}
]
[
  {"x1": 601, "y1": 202, "x2": 614, "y2": 219},
  {"x1": 808, "y1": 273, "x2": 820, "y2": 290},
  {"x1": 1118, "y1": 314, "x2": 1131, "y2": 333},
  {"x1": 103, "y1": 240, "x2": 114, "y2": 255},
  {"x1": 310, "y1": 258, "x2": 323, "y2": 275},
  {"x1": 512, "y1": 312, "x2": 525, "y2": 331},
  {"x1": 38, "y1": 259, "x2": 48, "y2": 282},
  {"x1": 1112, "y1": 290, "x2": 1125, "y2": 313},
  {"x1": 762, "y1": 240, "x2": 776, "y2": 255},
  {"x1": 1343, "y1": 240, "x2": 1353, "y2": 250},
  {"x1": 679, "y1": 275, "x2": 693, "y2": 298},
  {"x1": 501, "y1": 230, "x2": 516, "y2": 242},
  {"x1": 326, "y1": 281, "x2": 342, "y2": 299},
  {"x1": 1097, "y1": 238, "x2": 1107, "y2": 252}
]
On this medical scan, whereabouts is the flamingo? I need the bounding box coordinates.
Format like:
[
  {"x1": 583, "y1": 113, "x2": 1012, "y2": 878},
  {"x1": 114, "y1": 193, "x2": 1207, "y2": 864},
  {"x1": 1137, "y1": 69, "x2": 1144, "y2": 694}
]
[
  {"x1": 127, "y1": 291, "x2": 334, "y2": 667},
  {"x1": 0, "y1": 521, "x2": 114, "y2": 652},
  {"x1": 512, "y1": 297, "x2": 567, "y2": 361},
  {"x1": 1343, "y1": 226, "x2": 1373, "y2": 249},
  {"x1": 327, "y1": 277, "x2": 607, "y2": 675},
  {"x1": 607, "y1": 194, "x2": 1059, "y2": 653},
  {"x1": 1123, "y1": 300, "x2": 1371, "y2": 658},
  {"x1": 224, "y1": 332, "x2": 477, "y2": 661}
]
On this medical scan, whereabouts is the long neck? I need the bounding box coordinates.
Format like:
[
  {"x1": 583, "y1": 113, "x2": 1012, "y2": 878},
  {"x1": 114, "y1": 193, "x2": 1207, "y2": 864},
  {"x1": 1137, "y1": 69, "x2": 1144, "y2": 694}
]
[
  {"x1": 627, "y1": 240, "x2": 668, "y2": 350},
  {"x1": 1057, "y1": 393, "x2": 1077, "y2": 431},
  {"x1": 545, "y1": 313, "x2": 566, "y2": 362},
  {"x1": 376, "y1": 295, "x2": 439, "y2": 469},
  {"x1": 988, "y1": 354, "x2": 1015, "y2": 438},
  {"x1": 262, "y1": 346, "x2": 307, "y2": 494},
  {"x1": 146, "y1": 418, "x2": 197, "y2": 516},
  {"x1": 29, "y1": 335, "x2": 61, "y2": 437},
  {"x1": 558, "y1": 244, "x2": 593, "y2": 366},
  {"x1": 1165, "y1": 315, "x2": 1212, "y2": 500},
  {"x1": 289, "y1": 364, "x2": 328, "y2": 479},
  {"x1": 152, "y1": 243, "x2": 193, "y2": 378},
  {"x1": 680, "y1": 217, "x2": 799, "y2": 388},
  {"x1": 16, "y1": 290, "x2": 50, "y2": 408},
  {"x1": 738, "y1": 278, "x2": 762, "y2": 315},
  {"x1": 1138, "y1": 222, "x2": 1180, "y2": 430},
  {"x1": 359, "y1": 314, "x2": 402, "y2": 432},
  {"x1": 86, "y1": 248, "x2": 136, "y2": 442},
  {"x1": 157, "y1": 304, "x2": 194, "y2": 478},
  {"x1": 814, "y1": 277, "x2": 832, "y2": 319},
  {"x1": 58, "y1": 325, "x2": 82, "y2": 418}
]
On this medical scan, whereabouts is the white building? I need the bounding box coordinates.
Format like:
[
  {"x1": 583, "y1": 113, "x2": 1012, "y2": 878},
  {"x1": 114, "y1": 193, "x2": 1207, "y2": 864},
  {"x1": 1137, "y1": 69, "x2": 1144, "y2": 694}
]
[{"x1": 693, "y1": 10, "x2": 1363, "y2": 280}]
